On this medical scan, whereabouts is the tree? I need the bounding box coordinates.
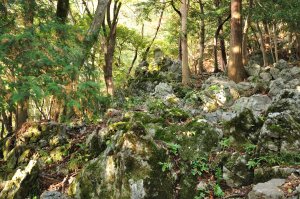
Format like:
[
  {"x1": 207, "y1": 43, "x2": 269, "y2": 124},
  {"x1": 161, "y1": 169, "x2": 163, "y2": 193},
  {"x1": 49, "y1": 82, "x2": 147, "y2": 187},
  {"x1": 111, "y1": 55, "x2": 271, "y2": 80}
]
[
  {"x1": 228, "y1": 0, "x2": 247, "y2": 83},
  {"x1": 198, "y1": 0, "x2": 205, "y2": 74},
  {"x1": 103, "y1": 0, "x2": 122, "y2": 96},
  {"x1": 181, "y1": 0, "x2": 190, "y2": 85}
]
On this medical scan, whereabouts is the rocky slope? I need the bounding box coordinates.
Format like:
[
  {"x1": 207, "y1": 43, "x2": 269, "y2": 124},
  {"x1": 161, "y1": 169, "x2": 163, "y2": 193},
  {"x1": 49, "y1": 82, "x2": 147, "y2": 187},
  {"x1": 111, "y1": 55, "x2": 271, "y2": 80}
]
[{"x1": 0, "y1": 58, "x2": 300, "y2": 199}]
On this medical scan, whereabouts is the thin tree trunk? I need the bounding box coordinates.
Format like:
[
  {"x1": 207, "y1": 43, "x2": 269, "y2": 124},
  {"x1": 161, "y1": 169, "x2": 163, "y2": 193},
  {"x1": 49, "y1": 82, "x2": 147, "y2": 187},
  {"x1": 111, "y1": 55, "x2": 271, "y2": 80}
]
[
  {"x1": 214, "y1": 14, "x2": 230, "y2": 72},
  {"x1": 242, "y1": 0, "x2": 253, "y2": 66},
  {"x1": 181, "y1": 0, "x2": 190, "y2": 85},
  {"x1": 103, "y1": 0, "x2": 121, "y2": 96},
  {"x1": 219, "y1": 30, "x2": 227, "y2": 71},
  {"x1": 142, "y1": 3, "x2": 165, "y2": 61},
  {"x1": 198, "y1": 0, "x2": 205, "y2": 74},
  {"x1": 296, "y1": 33, "x2": 300, "y2": 59},
  {"x1": 128, "y1": 24, "x2": 143, "y2": 75},
  {"x1": 256, "y1": 22, "x2": 268, "y2": 66},
  {"x1": 228, "y1": 0, "x2": 247, "y2": 83},
  {"x1": 273, "y1": 23, "x2": 279, "y2": 62},
  {"x1": 82, "y1": 0, "x2": 110, "y2": 62},
  {"x1": 267, "y1": 24, "x2": 275, "y2": 63}
]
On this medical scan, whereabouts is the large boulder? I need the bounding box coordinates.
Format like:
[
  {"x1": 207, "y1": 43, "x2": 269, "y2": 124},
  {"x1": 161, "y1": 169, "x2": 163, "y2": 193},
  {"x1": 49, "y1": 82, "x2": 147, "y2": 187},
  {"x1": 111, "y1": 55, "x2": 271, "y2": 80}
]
[
  {"x1": 245, "y1": 63, "x2": 261, "y2": 77},
  {"x1": 231, "y1": 94, "x2": 272, "y2": 117},
  {"x1": 68, "y1": 130, "x2": 176, "y2": 199},
  {"x1": 269, "y1": 66, "x2": 300, "y2": 97},
  {"x1": 0, "y1": 160, "x2": 38, "y2": 199},
  {"x1": 200, "y1": 76, "x2": 239, "y2": 112},
  {"x1": 257, "y1": 89, "x2": 300, "y2": 154},
  {"x1": 222, "y1": 152, "x2": 254, "y2": 188},
  {"x1": 248, "y1": 179, "x2": 286, "y2": 199}
]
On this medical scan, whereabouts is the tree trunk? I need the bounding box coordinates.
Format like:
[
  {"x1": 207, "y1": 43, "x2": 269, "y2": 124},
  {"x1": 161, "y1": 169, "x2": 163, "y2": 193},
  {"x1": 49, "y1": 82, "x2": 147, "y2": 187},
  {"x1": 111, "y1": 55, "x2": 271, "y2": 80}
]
[
  {"x1": 256, "y1": 22, "x2": 268, "y2": 66},
  {"x1": 23, "y1": 0, "x2": 35, "y2": 26},
  {"x1": 214, "y1": 14, "x2": 231, "y2": 72},
  {"x1": 181, "y1": 0, "x2": 190, "y2": 85},
  {"x1": 103, "y1": 0, "x2": 121, "y2": 96},
  {"x1": 198, "y1": 0, "x2": 205, "y2": 74},
  {"x1": 242, "y1": 0, "x2": 253, "y2": 66},
  {"x1": 273, "y1": 23, "x2": 279, "y2": 63},
  {"x1": 82, "y1": 0, "x2": 110, "y2": 62},
  {"x1": 16, "y1": 100, "x2": 29, "y2": 129},
  {"x1": 296, "y1": 33, "x2": 300, "y2": 59},
  {"x1": 142, "y1": 3, "x2": 165, "y2": 61},
  {"x1": 219, "y1": 29, "x2": 227, "y2": 71},
  {"x1": 228, "y1": 0, "x2": 247, "y2": 83},
  {"x1": 56, "y1": 0, "x2": 69, "y2": 23}
]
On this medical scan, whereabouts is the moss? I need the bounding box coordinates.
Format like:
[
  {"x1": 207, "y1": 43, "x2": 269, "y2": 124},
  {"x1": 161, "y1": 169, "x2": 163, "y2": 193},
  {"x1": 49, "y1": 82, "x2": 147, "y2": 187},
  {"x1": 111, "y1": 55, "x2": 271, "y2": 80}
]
[{"x1": 18, "y1": 148, "x2": 31, "y2": 163}]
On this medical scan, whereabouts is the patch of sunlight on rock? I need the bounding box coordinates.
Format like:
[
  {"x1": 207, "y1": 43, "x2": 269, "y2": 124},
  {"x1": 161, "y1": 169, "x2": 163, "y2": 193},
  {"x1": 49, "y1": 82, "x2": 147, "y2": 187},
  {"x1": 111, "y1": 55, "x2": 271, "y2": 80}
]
[
  {"x1": 297, "y1": 86, "x2": 300, "y2": 92},
  {"x1": 123, "y1": 139, "x2": 135, "y2": 150},
  {"x1": 129, "y1": 179, "x2": 146, "y2": 199},
  {"x1": 105, "y1": 156, "x2": 116, "y2": 182}
]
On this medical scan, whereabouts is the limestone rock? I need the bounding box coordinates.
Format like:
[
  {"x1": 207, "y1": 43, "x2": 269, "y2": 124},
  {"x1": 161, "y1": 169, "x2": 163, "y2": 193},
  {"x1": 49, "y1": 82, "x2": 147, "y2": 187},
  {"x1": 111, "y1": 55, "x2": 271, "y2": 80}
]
[
  {"x1": 274, "y1": 59, "x2": 289, "y2": 70},
  {"x1": 231, "y1": 94, "x2": 271, "y2": 116},
  {"x1": 245, "y1": 63, "x2": 261, "y2": 76},
  {"x1": 153, "y1": 82, "x2": 173, "y2": 99},
  {"x1": 258, "y1": 89, "x2": 300, "y2": 154},
  {"x1": 270, "y1": 67, "x2": 280, "y2": 79},
  {"x1": 248, "y1": 179, "x2": 285, "y2": 199},
  {"x1": 200, "y1": 77, "x2": 239, "y2": 112},
  {"x1": 0, "y1": 160, "x2": 38, "y2": 199},
  {"x1": 223, "y1": 153, "x2": 253, "y2": 187},
  {"x1": 40, "y1": 191, "x2": 68, "y2": 199},
  {"x1": 68, "y1": 131, "x2": 175, "y2": 199}
]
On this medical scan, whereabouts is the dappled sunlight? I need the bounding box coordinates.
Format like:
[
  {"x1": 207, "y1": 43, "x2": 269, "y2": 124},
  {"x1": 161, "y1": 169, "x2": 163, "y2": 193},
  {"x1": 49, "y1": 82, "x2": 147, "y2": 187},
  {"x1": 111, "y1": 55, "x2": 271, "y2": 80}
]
[{"x1": 105, "y1": 156, "x2": 116, "y2": 182}]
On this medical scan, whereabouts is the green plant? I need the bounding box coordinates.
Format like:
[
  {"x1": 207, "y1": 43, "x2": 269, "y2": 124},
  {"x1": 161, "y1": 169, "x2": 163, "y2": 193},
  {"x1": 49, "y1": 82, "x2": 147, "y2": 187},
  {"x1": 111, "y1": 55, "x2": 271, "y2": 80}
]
[
  {"x1": 159, "y1": 162, "x2": 172, "y2": 172},
  {"x1": 244, "y1": 143, "x2": 257, "y2": 155},
  {"x1": 213, "y1": 184, "x2": 224, "y2": 197},
  {"x1": 219, "y1": 137, "x2": 231, "y2": 149},
  {"x1": 191, "y1": 157, "x2": 209, "y2": 176},
  {"x1": 166, "y1": 142, "x2": 181, "y2": 155}
]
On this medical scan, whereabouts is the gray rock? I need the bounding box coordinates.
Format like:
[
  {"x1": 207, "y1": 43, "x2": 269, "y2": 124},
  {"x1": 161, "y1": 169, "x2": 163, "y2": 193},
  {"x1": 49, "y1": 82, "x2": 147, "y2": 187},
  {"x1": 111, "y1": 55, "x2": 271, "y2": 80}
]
[
  {"x1": 248, "y1": 179, "x2": 285, "y2": 199},
  {"x1": 0, "y1": 160, "x2": 38, "y2": 199},
  {"x1": 260, "y1": 72, "x2": 273, "y2": 82},
  {"x1": 200, "y1": 77, "x2": 239, "y2": 112},
  {"x1": 270, "y1": 67, "x2": 280, "y2": 79},
  {"x1": 231, "y1": 94, "x2": 272, "y2": 116},
  {"x1": 236, "y1": 81, "x2": 256, "y2": 97},
  {"x1": 269, "y1": 78, "x2": 286, "y2": 97},
  {"x1": 223, "y1": 153, "x2": 253, "y2": 187},
  {"x1": 153, "y1": 82, "x2": 173, "y2": 99},
  {"x1": 254, "y1": 166, "x2": 299, "y2": 183},
  {"x1": 278, "y1": 67, "x2": 300, "y2": 81},
  {"x1": 40, "y1": 191, "x2": 68, "y2": 199},
  {"x1": 245, "y1": 63, "x2": 261, "y2": 76},
  {"x1": 258, "y1": 89, "x2": 300, "y2": 154},
  {"x1": 274, "y1": 59, "x2": 289, "y2": 70}
]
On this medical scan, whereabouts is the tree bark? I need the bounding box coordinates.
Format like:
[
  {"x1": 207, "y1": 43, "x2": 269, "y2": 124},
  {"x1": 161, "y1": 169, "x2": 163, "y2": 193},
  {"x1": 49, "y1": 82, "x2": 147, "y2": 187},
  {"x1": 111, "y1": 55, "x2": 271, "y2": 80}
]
[
  {"x1": 273, "y1": 23, "x2": 279, "y2": 63},
  {"x1": 198, "y1": 0, "x2": 205, "y2": 74},
  {"x1": 242, "y1": 0, "x2": 253, "y2": 66},
  {"x1": 82, "y1": 0, "x2": 110, "y2": 61},
  {"x1": 228, "y1": 0, "x2": 247, "y2": 83},
  {"x1": 296, "y1": 33, "x2": 300, "y2": 59},
  {"x1": 181, "y1": 0, "x2": 190, "y2": 85},
  {"x1": 142, "y1": 3, "x2": 165, "y2": 61},
  {"x1": 214, "y1": 14, "x2": 231, "y2": 72},
  {"x1": 103, "y1": 0, "x2": 121, "y2": 96},
  {"x1": 56, "y1": 0, "x2": 69, "y2": 23},
  {"x1": 256, "y1": 22, "x2": 268, "y2": 67}
]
